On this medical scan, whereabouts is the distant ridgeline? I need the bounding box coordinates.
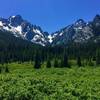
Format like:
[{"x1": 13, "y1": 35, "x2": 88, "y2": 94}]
[{"x1": 0, "y1": 15, "x2": 100, "y2": 65}]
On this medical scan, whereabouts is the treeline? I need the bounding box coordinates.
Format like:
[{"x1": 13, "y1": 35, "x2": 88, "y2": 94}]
[
  {"x1": 0, "y1": 31, "x2": 100, "y2": 69},
  {"x1": 0, "y1": 41, "x2": 100, "y2": 69},
  {"x1": 34, "y1": 52, "x2": 71, "y2": 69},
  {"x1": 34, "y1": 45, "x2": 100, "y2": 69}
]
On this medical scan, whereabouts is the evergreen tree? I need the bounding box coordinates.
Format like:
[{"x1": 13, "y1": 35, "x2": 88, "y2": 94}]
[
  {"x1": 5, "y1": 65, "x2": 9, "y2": 73},
  {"x1": 54, "y1": 59, "x2": 59, "y2": 68},
  {"x1": 61, "y1": 53, "x2": 70, "y2": 68},
  {"x1": 0, "y1": 66, "x2": 2, "y2": 73},
  {"x1": 34, "y1": 52, "x2": 41, "y2": 69},
  {"x1": 77, "y1": 56, "x2": 82, "y2": 67},
  {"x1": 88, "y1": 57, "x2": 94, "y2": 66},
  {"x1": 1, "y1": 52, "x2": 5, "y2": 66},
  {"x1": 46, "y1": 60, "x2": 51, "y2": 68},
  {"x1": 96, "y1": 49, "x2": 100, "y2": 65}
]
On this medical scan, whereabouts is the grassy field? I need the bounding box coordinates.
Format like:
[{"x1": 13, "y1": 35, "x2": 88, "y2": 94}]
[{"x1": 0, "y1": 62, "x2": 100, "y2": 100}]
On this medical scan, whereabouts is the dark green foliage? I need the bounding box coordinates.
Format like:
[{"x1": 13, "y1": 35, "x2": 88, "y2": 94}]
[
  {"x1": 0, "y1": 30, "x2": 100, "y2": 68},
  {"x1": 77, "y1": 56, "x2": 82, "y2": 67},
  {"x1": 60, "y1": 54, "x2": 70, "y2": 68},
  {"x1": 88, "y1": 58, "x2": 94, "y2": 66},
  {"x1": 46, "y1": 60, "x2": 51, "y2": 68},
  {"x1": 88, "y1": 61, "x2": 94, "y2": 66},
  {"x1": 0, "y1": 64, "x2": 9, "y2": 73},
  {"x1": 0, "y1": 30, "x2": 42, "y2": 63},
  {"x1": 5, "y1": 65, "x2": 9, "y2": 73},
  {"x1": 0, "y1": 66, "x2": 1, "y2": 73},
  {"x1": 34, "y1": 53, "x2": 41, "y2": 69},
  {"x1": 96, "y1": 49, "x2": 100, "y2": 65},
  {"x1": 54, "y1": 59, "x2": 59, "y2": 68}
]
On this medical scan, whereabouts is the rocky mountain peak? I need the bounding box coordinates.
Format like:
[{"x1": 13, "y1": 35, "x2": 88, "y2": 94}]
[
  {"x1": 74, "y1": 19, "x2": 86, "y2": 27},
  {"x1": 0, "y1": 15, "x2": 49, "y2": 46},
  {"x1": 0, "y1": 14, "x2": 100, "y2": 46},
  {"x1": 93, "y1": 15, "x2": 100, "y2": 22},
  {"x1": 8, "y1": 15, "x2": 23, "y2": 27}
]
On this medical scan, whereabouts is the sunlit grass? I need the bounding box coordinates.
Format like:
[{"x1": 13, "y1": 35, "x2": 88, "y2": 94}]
[{"x1": 0, "y1": 62, "x2": 100, "y2": 99}]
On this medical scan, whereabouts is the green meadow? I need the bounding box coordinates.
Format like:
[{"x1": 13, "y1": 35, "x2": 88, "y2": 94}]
[{"x1": 0, "y1": 62, "x2": 100, "y2": 100}]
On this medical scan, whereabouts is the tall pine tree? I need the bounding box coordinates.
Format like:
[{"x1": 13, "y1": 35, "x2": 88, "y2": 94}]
[
  {"x1": 61, "y1": 53, "x2": 70, "y2": 68},
  {"x1": 54, "y1": 59, "x2": 59, "y2": 68},
  {"x1": 34, "y1": 52, "x2": 41, "y2": 69},
  {"x1": 46, "y1": 59, "x2": 51, "y2": 68},
  {"x1": 77, "y1": 56, "x2": 82, "y2": 67},
  {"x1": 96, "y1": 49, "x2": 100, "y2": 65}
]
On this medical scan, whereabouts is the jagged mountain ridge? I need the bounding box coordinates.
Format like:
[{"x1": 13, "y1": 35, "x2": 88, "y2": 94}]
[
  {"x1": 52, "y1": 19, "x2": 94, "y2": 45},
  {"x1": 0, "y1": 14, "x2": 100, "y2": 46},
  {"x1": 51, "y1": 16, "x2": 100, "y2": 45},
  {"x1": 0, "y1": 15, "x2": 49, "y2": 46}
]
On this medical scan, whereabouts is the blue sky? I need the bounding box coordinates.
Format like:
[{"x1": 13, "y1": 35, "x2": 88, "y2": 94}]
[{"x1": 0, "y1": 0, "x2": 100, "y2": 33}]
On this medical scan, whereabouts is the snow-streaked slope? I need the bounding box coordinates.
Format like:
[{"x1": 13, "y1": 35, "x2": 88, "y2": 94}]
[
  {"x1": 51, "y1": 18, "x2": 97, "y2": 45},
  {"x1": 48, "y1": 35, "x2": 53, "y2": 43},
  {"x1": 0, "y1": 21, "x2": 3, "y2": 26},
  {"x1": 0, "y1": 15, "x2": 49, "y2": 46},
  {"x1": 0, "y1": 15, "x2": 100, "y2": 46}
]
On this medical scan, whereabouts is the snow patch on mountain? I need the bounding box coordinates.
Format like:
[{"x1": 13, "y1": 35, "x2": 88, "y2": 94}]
[
  {"x1": 0, "y1": 15, "x2": 100, "y2": 46},
  {"x1": 52, "y1": 33, "x2": 58, "y2": 38},
  {"x1": 3, "y1": 26, "x2": 9, "y2": 31},
  {"x1": 59, "y1": 32, "x2": 63, "y2": 36},
  {"x1": 0, "y1": 21, "x2": 3, "y2": 26},
  {"x1": 31, "y1": 36, "x2": 45, "y2": 46},
  {"x1": 12, "y1": 16, "x2": 15, "y2": 18},
  {"x1": 0, "y1": 15, "x2": 50, "y2": 46},
  {"x1": 32, "y1": 35, "x2": 41, "y2": 41},
  {"x1": 48, "y1": 35, "x2": 53, "y2": 43},
  {"x1": 15, "y1": 26, "x2": 22, "y2": 34}
]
